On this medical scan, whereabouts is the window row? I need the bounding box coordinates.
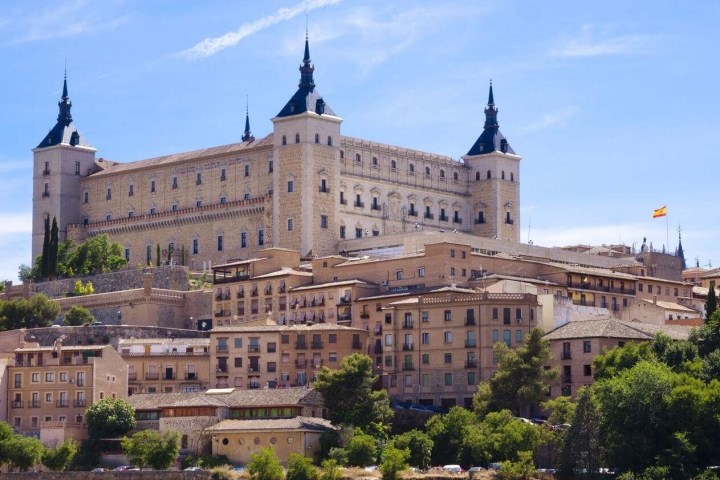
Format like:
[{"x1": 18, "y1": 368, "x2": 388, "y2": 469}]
[
  {"x1": 341, "y1": 152, "x2": 462, "y2": 182},
  {"x1": 474, "y1": 170, "x2": 516, "y2": 181},
  {"x1": 281, "y1": 133, "x2": 333, "y2": 146}
]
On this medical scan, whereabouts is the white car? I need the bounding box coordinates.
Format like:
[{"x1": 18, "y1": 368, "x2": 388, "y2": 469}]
[{"x1": 443, "y1": 465, "x2": 463, "y2": 473}]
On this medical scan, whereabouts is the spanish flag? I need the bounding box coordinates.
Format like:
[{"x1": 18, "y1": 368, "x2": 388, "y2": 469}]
[{"x1": 653, "y1": 206, "x2": 667, "y2": 218}]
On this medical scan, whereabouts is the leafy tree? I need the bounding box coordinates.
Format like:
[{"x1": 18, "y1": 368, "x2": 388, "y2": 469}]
[
  {"x1": 389, "y1": 429, "x2": 433, "y2": 469},
  {"x1": 541, "y1": 396, "x2": 576, "y2": 425},
  {"x1": 121, "y1": 430, "x2": 179, "y2": 470},
  {"x1": 41, "y1": 439, "x2": 78, "y2": 471},
  {"x1": 426, "y1": 406, "x2": 476, "y2": 465},
  {"x1": 0, "y1": 422, "x2": 15, "y2": 465},
  {"x1": 691, "y1": 310, "x2": 720, "y2": 357},
  {"x1": 462, "y1": 410, "x2": 549, "y2": 467},
  {"x1": 49, "y1": 216, "x2": 59, "y2": 277},
  {"x1": 17, "y1": 264, "x2": 33, "y2": 283},
  {"x1": 41, "y1": 216, "x2": 50, "y2": 279},
  {"x1": 286, "y1": 453, "x2": 319, "y2": 480},
  {"x1": 498, "y1": 450, "x2": 536, "y2": 480},
  {"x1": 700, "y1": 349, "x2": 720, "y2": 382},
  {"x1": 247, "y1": 446, "x2": 284, "y2": 480},
  {"x1": 156, "y1": 243, "x2": 161, "y2": 267},
  {"x1": 707, "y1": 281, "x2": 717, "y2": 321},
  {"x1": 64, "y1": 305, "x2": 95, "y2": 326},
  {"x1": 314, "y1": 354, "x2": 392, "y2": 433},
  {"x1": 86, "y1": 398, "x2": 136, "y2": 438},
  {"x1": 592, "y1": 340, "x2": 655, "y2": 381},
  {"x1": 73, "y1": 280, "x2": 94, "y2": 295},
  {"x1": 0, "y1": 294, "x2": 60, "y2": 330},
  {"x1": 346, "y1": 429, "x2": 377, "y2": 467},
  {"x1": 64, "y1": 234, "x2": 128, "y2": 276},
  {"x1": 320, "y1": 459, "x2": 342, "y2": 480},
  {"x1": 557, "y1": 388, "x2": 601, "y2": 479},
  {"x1": 473, "y1": 328, "x2": 556, "y2": 417},
  {"x1": 2, "y1": 434, "x2": 44, "y2": 471},
  {"x1": 379, "y1": 445, "x2": 409, "y2": 480}
]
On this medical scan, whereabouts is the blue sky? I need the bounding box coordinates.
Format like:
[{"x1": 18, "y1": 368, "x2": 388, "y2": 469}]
[{"x1": 1, "y1": 0, "x2": 718, "y2": 282}]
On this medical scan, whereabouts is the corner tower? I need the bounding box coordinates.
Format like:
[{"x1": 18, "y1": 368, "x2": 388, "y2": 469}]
[
  {"x1": 463, "y1": 82, "x2": 521, "y2": 243},
  {"x1": 271, "y1": 34, "x2": 342, "y2": 257},
  {"x1": 32, "y1": 73, "x2": 96, "y2": 262}
]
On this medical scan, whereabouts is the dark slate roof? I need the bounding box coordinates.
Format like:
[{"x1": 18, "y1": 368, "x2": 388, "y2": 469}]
[
  {"x1": 466, "y1": 83, "x2": 514, "y2": 156},
  {"x1": 276, "y1": 38, "x2": 335, "y2": 118},
  {"x1": 36, "y1": 76, "x2": 91, "y2": 149}
]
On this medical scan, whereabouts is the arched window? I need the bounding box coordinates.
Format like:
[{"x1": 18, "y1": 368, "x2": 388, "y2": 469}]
[
  {"x1": 295, "y1": 133, "x2": 300, "y2": 144},
  {"x1": 502, "y1": 171, "x2": 505, "y2": 180},
  {"x1": 475, "y1": 171, "x2": 480, "y2": 181},
  {"x1": 486, "y1": 170, "x2": 491, "y2": 179},
  {"x1": 355, "y1": 153, "x2": 361, "y2": 163},
  {"x1": 453, "y1": 172, "x2": 459, "y2": 181},
  {"x1": 327, "y1": 136, "x2": 333, "y2": 146},
  {"x1": 510, "y1": 172, "x2": 514, "y2": 182},
  {"x1": 391, "y1": 160, "x2": 397, "y2": 170},
  {"x1": 440, "y1": 169, "x2": 445, "y2": 178},
  {"x1": 425, "y1": 166, "x2": 430, "y2": 176},
  {"x1": 340, "y1": 150, "x2": 344, "y2": 159},
  {"x1": 315, "y1": 133, "x2": 320, "y2": 143},
  {"x1": 282, "y1": 135, "x2": 287, "y2": 146},
  {"x1": 409, "y1": 164, "x2": 415, "y2": 173},
  {"x1": 372, "y1": 156, "x2": 378, "y2": 166}
]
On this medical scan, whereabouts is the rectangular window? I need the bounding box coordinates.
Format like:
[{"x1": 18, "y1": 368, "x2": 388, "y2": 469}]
[
  {"x1": 217, "y1": 235, "x2": 224, "y2": 251},
  {"x1": 444, "y1": 373, "x2": 453, "y2": 386},
  {"x1": 444, "y1": 310, "x2": 452, "y2": 322},
  {"x1": 45, "y1": 372, "x2": 54, "y2": 382},
  {"x1": 422, "y1": 374, "x2": 430, "y2": 386},
  {"x1": 503, "y1": 330, "x2": 511, "y2": 346},
  {"x1": 172, "y1": 177, "x2": 178, "y2": 189},
  {"x1": 444, "y1": 331, "x2": 452, "y2": 343},
  {"x1": 516, "y1": 330, "x2": 523, "y2": 344},
  {"x1": 422, "y1": 353, "x2": 430, "y2": 364},
  {"x1": 421, "y1": 333, "x2": 430, "y2": 344},
  {"x1": 583, "y1": 340, "x2": 591, "y2": 353},
  {"x1": 244, "y1": 165, "x2": 250, "y2": 177},
  {"x1": 492, "y1": 308, "x2": 498, "y2": 320},
  {"x1": 220, "y1": 168, "x2": 226, "y2": 181},
  {"x1": 339, "y1": 226, "x2": 346, "y2": 239},
  {"x1": 196, "y1": 172, "x2": 202, "y2": 185},
  {"x1": 395, "y1": 270, "x2": 403, "y2": 280},
  {"x1": 584, "y1": 365, "x2": 592, "y2": 376},
  {"x1": 418, "y1": 266, "x2": 425, "y2": 278},
  {"x1": 193, "y1": 239, "x2": 199, "y2": 255},
  {"x1": 503, "y1": 308, "x2": 511, "y2": 325},
  {"x1": 287, "y1": 180, "x2": 294, "y2": 192},
  {"x1": 258, "y1": 229, "x2": 264, "y2": 246},
  {"x1": 468, "y1": 371, "x2": 476, "y2": 385},
  {"x1": 421, "y1": 311, "x2": 429, "y2": 323},
  {"x1": 241, "y1": 232, "x2": 247, "y2": 248},
  {"x1": 444, "y1": 353, "x2": 452, "y2": 364},
  {"x1": 287, "y1": 219, "x2": 293, "y2": 231},
  {"x1": 75, "y1": 161, "x2": 80, "y2": 175},
  {"x1": 128, "y1": 184, "x2": 134, "y2": 196},
  {"x1": 234, "y1": 338, "x2": 243, "y2": 348},
  {"x1": 320, "y1": 215, "x2": 328, "y2": 229}
]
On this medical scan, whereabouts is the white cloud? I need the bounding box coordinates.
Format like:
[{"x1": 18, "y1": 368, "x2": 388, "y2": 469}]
[
  {"x1": 0, "y1": 213, "x2": 32, "y2": 234},
  {"x1": 177, "y1": 0, "x2": 341, "y2": 60},
  {"x1": 552, "y1": 25, "x2": 658, "y2": 57},
  {"x1": 528, "y1": 222, "x2": 675, "y2": 252},
  {"x1": 520, "y1": 106, "x2": 578, "y2": 132}
]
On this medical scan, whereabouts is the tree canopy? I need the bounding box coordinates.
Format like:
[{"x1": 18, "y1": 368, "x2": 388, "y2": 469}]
[
  {"x1": 0, "y1": 294, "x2": 60, "y2": 330},
  {"x1": 247, "y1": 446, "x2": 284, "y2": 480},
  {"x1": 63, "y1": 305, "x2": 95, "y2": 326},
  {"x1": 314, "y1": 353, "x2": 392, "y2": 433},
  {"x1": 86, "y1": 398, "x2": 136, "y2": 438},
  {"x1": 121, "y1": 430, "x2": 179, "y2": 470}
]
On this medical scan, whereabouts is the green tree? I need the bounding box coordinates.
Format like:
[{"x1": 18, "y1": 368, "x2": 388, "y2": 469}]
[
  {"x1": 707, "y1": 281, "x2": 717, "y2": 321},
  {"x1": 473, "y1": 328, "x2": 557, "y2": 417},
  {"x1": 557, "y1": 388, "x2": 602, "y2": 480},
  {"x1": 2, "y1": 434, "x2": 44, "y2": 471},
  {"x1": 86, "y1": 398, "x2": 136, "y2": 438},
  {"x1": 286, "y1": 453, "x2": 319, "y2": 480},
  {"x1": 64, "y1": 234, "x2": 128, "y2": 276},
  {"x1": 41, "y1": 439, "x2": 78, "y2": 471},
  {"x1": 462, "y1": 410, "x2": 549, "y2": 467},
  {"x1": 320, "y1": 459, "x2": 342, "y2": 480},
  {"x1": 17, "y1": 264, "x2": 33, "y2": 283},
  {"x1": 314, "y1": 353, "x2": 392, "y2": 433},
  {"x1": 346, "y1": 430, "x2": 377, "y2": 467},
  {"x1": 0, "y1": 422, "x2": 15, "y2": 465},
  {"x1": 121, "y1": 430, "x2": 179, "y2": 470},
  {"x1": 0, "y1": 294, "x2": 60, "y2": 330},
  {"x1": 73, "y1": 280, "x2": 94, "y2": 295},
  {"x1": 498, "y1": 450, "x2": 536, "y2": 480},
  {"x1": 156, "y1": 243, "x2": 161, "y2": 267},
  {"x1": 379, "y1": 445, "x2": 409, "y2": 480},
  {"x1": 64, "y1": 305, "x2": 95, "y2": 326},
  {"x1": 691, "y1": 310, "x2": 720, "y2": 357},
  {"x1": 541, "y1": 395, "x2": 576, "y2": 425},
  {"x1": 247, "y1": 446, "x2": 284, "y2": 480},
  {"x1": 426, "y1": 406, "x2": 476, "y2": 466},
  {"x1": 41, "y1": 216, "x2": 50, "y2": 279},
  {"x1": 49, "y1": 216, "x2": 59, "y2": 277},
  {"x1": 592, "y1": 340, "x2": 655, "y2": 381},
  {"x1": 389, "y1": 429, "x2": 433, "y2": 469}
]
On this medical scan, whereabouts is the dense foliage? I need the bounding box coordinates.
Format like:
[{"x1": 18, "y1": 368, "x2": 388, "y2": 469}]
[
  {"x1": 86, "y1": 398, "x2": 136, "y2": 438},
  {"x1": 121, "y1": 430, "x2": 180, "y2": 470},
  {"x1": 63, "y1": 305, "x2": 95, "y2": 326},
  {"x1": 247, "y1": 446, "x2": 284, "y2": 480},
  {"x1": 0, "y1": 293, "x2": 60, "y2": 330}
]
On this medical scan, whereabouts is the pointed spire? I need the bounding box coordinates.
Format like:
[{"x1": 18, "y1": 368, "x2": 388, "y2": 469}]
[
  {"x1": 488, "y1": 79, "x2": 494, "y2": 106},
  {"x1": 466, "y1": 80, "x2": 514, "y2": 156},
  {"x1": 298, "y1": 31, "x2": 315, "y2": 89},
  {"x1": 484, "y1": 80, "x2": 498, "y2": 129},
  {"x1": 57, "y1": 70, "x2": 73, "y2": 126},
  {"x1": 242, "y1": 96, "x2": 254, "y2": 142},
  {"x1": 677, "y1": 225, "x2": 686, "y2": 270}
]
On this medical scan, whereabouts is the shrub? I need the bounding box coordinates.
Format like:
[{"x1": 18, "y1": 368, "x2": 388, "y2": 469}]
[
  {"x1": 286, "y1": 453, "x2": 318, "y2": 480},
  {"x1": 248, "y1": 446, "x2": 284, "y2": 480}
]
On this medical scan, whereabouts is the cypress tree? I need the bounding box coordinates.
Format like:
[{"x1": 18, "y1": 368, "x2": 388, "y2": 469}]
[
  {"x1": 156, "y1": 243, "x2": 161, "y2": 267},
  {"x1": 40, "y1": 216, "x2": 50, "y2": 278},
  {"x1": 49, "y1": 217, "x2": 59, "y2": 277},
  {"x1": 707, "y1": 281, "x2": 717, "y2": 322}
]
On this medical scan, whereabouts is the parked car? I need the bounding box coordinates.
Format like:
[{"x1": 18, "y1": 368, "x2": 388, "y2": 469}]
[
  {"x1": 184, "y1": 466, "x2": 204, "y2": 471},
  {"x1": 443, "y1": 464, "x2": 463, "y2": 473},
  {"x1": 113, "y1": 465, "x2": 133, "y2": 471},
  {"x1": 91, "y1": 467, "x2": 107, "y2": 472}
]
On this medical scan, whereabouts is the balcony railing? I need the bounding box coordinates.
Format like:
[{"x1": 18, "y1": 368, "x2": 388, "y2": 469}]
[
  {"x1": 402, "y1": 343, "x2": 414, "y2": 351},
  {"x1": 311, "y1": 341, "x2": 324, "y2": 349},
  {"x1": 360, "y1": 312, "x2": 370, "y2": 319},
  {"x1": 29, "y1": 401, "x2": 41, "y2": 408},
  {"x1": 216, "y1": 366, "x2": 228, "y2": 374},
  {"x1": 247, "y1": 366, "x2": 260, "y2": 374},
  {"x1": 354, "y1": 201, "x2": 365, "y2": 208},
  {"x1": 562, "y1": 375, "x2": 572, "y2": 383},
  {"x1": 408, "y1": 210, "x2": 418, "y2": 217},
  {"x1": 402, "y1": 364, "x2": 415, "y2": 371},
  {"x1": 424, "y1": 213, "x2": 434, "y2": 220},
  {"x1": 439, "y1": 215, "x2": 449, "y2": 222},
  {"x1": 128, "y1": 373, "x2": 137, "y2": 381},
  {"x1": 475, "y1": 218, "x2": 485, "y2": 224},
  {"x1": 402, "y1": 321, "x2": 414, "y2": 329},
  {"x1": 295, "y1": 360, "x2": 307, "y2": 368},
  {"x1": 295, "y1": 342, "x2": 307, "y2": 350},
  {"x1": 145, "y1": 373, "x2": 159, "y2": 380},
  {"x1": 465, "y1": 360, "x2": 478, "y2": 369},
  {"x1": 452, "y1": 218, "x2": 462, "y2": 224},
  {"x1": 465, "y1": 341, "x2": 477, "y2": 348},
  {"x1": 352, "y1": 341, "x2": 362, "y2": 350},
  {"x1": 56, "y1": 400, "x2": 69, "y2": 408},
  {"x1": 11, "y1": 401, "x2": 23, "y2": 408},
  {"x1": 465, "y1": 318, "x2": 476, "y2": 326},
  {"x1": 319, "y1": 186, "x2": 331, "y2": 193},
  {"x1": 562, "y1": 351, "x2": 572, "y2": 360},
  {"x1": 248, "y1": 346, "x2": 261, "y2": 353},
  {"x1": 217, "y1": 345, "x2": 228, "y2": 353},
  {"x1": 74, "y1": 400, "x2": 86, "y2": 407},
  {"x1": 185, "y1": 372, "x2": 197, "y2": 380}
]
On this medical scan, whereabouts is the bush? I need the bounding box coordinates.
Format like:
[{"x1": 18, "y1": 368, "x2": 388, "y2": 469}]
[
  {"x1": 346, "y1": 430, "x2": 377, "y2": 467},
  {"x1": 286, "y1": 453, "x2": 318, "y2": 480},
  {"x1": 379, "y1": 446, "x2": 409, "y2": 480},
  {"x1": 42, "y1": 439, "x2": 78, "y2": 471},
  {"x1": 498, "y1": 451, "x2": 536, "y2": 480},
  {"x1": 320, "y1": 459, "x2": 342, "y2": 480},
  {"x1": 64, "y1": 305, "x2": 95, "y2": 326},
  {"x1": 248, "y1": 446, "x2": 284, "y2": 480},
  {"x1": 86, "y1": 398, "x2": 136, "y2": 438}
]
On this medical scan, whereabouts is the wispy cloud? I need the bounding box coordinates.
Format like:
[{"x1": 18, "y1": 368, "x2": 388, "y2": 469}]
[
  {"x1": 177, "y1": 0, "x2": 341, "y2": 60},
  {"x1": 9, "y1": 0, "x2": 129, "y2": 44},
  {"x1": 0, "y1": 213, "x2": 31, "y2": 235},
  {"x1": 521, "y1": 106, "x2": 578, "y2": 132},
  {"x1": 529, "y1": 222, "x2": 671, "y2": 251},
  {"x1": 552, "y1": 25, "x2": 658, "y2": 57}
]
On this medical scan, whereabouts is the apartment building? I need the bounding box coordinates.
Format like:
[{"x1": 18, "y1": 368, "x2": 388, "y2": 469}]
[
  {"x1": 210, "y1": 320, "x2": 368, "y2": 389},
  {"x1": 119, "y1": 338, "x2": 210, "y2": 395},
  {"x1": 7, "y1": 342, "x2": 127, "y2": 444}
]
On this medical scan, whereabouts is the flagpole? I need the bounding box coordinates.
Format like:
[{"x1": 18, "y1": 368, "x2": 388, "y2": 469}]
[{"x1": 666, "y1": 209, "x2": 669, "y2": 254}]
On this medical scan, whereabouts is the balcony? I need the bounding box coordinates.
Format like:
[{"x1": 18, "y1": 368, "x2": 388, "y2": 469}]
[
  {"x1": 374, "y1": 344, "x2": 383, "y2": 354},
  {"x1": 465, "y1": 318, "x2": 476, "y2": 326},
  {"x1": 216, "y1": 366, "x2": 228, "y2": 374},
  {"x1": 250, "y1": 290, "x2": 258, "y2": 297},
  {"x1": 237, "y1": 291, "x2": 245, "y2": 299},
  {"x1": 319, "y1": 186, "x2": 331, "y2": 193},
  {"x1": 340, "y1": 199, "x2": 347, "y2": 205},
  {"x1": 465, "y1": 360, "x2": 478, "y2": 369},
  {"x1": 248, "y1": 345, "x2": 261, "y2": 353},
  {"x1": 217, "y1": 345, "x2": 229, "y2": 353},
  {"x1": 360, "y1": 312, "x2": 370, "y2": 319},
  {"x1": 562, "y1": 351, "x2": 572, "y2": 360},
  {"x1": 424, "y1": 213, "x2": 434, "y2": 220},
  {"x1": 474, "y1": 218, "x2": 486, "y2": 224},
  {"x1": 402, "y1": 321, "x2": 414, "y2": 329},
  {"x1": 338, "y1": 296, "x2": 352, "y2": 304},
  {"x1": 265, "y1": 287, "x2": 272, "y2": 295},
  {"x1": 402, "y1": 343, "x2": 414, "y2": 351},
  {"x1": 29, "y1": 401, "x2": 40, "y2": 408},
  {"x1": 402, "y1": 363, "x2": 415, "y2": 371},
  {"x1": 56, "y1": 400, "x2": 69, "y2": 408},
  {"x1": 452, "y1": 218, "x2": 462, "y2": 224},
  {"x1": 43, "y1": 169, "x2": 50, "y2": 176},
  {"x1": 247, "y1": 366, "x2": 260, "y2": 374},
  {"x1": 352, "y1": 341, "x2": 362, "y2": 350},
  {"x1": 311, "y1": 341, "x2": 324, "y2": 349},
  {"x1": 128, "y1": 372, "x2": 137, "y2": 381},
  {"x1": 408, "y1": 210, "x2": 418, "y2": 217},
  {"x1": 313, "y1": 360, "x2": 324, "y2": 368},
  {"x1": 185, "y1": 372, "x2": 197, "y2": 380},
  {"x1": 42, "y1": 191, "x2": 50, "y2": 197},
  {"x1": 439, "y1": 215, "x2": 449, "y2": 222},
  {"x1": 145, "y1": 373, "x2": 159, "y2": 380},
  {"x1": 505, "y1": 219, "x2": 514, "y2": 225},
  {"x1": 562, "y1": 375, "x2": 572, "y2": 384},
  {"x1": 74, "y1": 400, "x2": 86, "y2": 408},
  {"x1": 295, "y1": 342, "x2": 307, "y2": 350},
  {"x1": 279, "y1": 285, "x2": 286, "y2": 293},
  {"x1": 164, "y1": 373, "x2": 176, "y2": 380},
  {"x1": 354, "y1": 201, "x2": 365, "y2": 208},
  {"x1": 295, "y1": 360, "x2": 307, "y2": 368},
  {"x1": 11, "y1": 401, "x2": 23, "y2": 408},
  {"x1": 371, "y1": 204, "x2": 381, "y2": 211},
  {"x1": 337, "y1": 313, "x2": 352, "y2": 322},
  {"x1": 465, "y1": 341, "x2": 477, "y2": 348}
]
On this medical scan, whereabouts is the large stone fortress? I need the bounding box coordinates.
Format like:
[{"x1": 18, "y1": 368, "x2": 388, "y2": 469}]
[{"x1": 32, "y1": 38, "x2": 521, "y2": 268}]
